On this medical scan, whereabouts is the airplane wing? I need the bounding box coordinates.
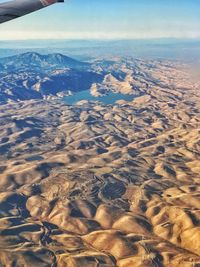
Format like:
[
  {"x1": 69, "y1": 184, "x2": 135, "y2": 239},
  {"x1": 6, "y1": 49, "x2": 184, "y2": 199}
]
[{"x1": 0, "y1": 0, "x2": 64, "y2": 24}]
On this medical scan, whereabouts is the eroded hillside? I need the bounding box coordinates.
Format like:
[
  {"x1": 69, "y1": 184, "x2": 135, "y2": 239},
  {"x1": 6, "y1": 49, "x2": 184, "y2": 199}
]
[{"x1": 0, "y1": 58, "x2": 200, "y2": 267}]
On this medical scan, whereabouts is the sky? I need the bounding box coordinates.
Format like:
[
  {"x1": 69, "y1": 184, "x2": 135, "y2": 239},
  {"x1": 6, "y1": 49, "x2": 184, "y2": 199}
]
[{"x1": 0, "y1": 0, "x2": 200, "y2": 40}]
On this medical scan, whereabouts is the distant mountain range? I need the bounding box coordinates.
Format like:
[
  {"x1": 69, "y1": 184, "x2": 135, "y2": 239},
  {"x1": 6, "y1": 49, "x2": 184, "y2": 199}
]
[
  {"x1": 0, "y1": 52, "x2": 104, "y2": 103},
  {"x1": 0, "y1": 52, "x2": 151, "y2": 104},
  {"x1": 0, "y1": 52, "x2": 90, "y2": 72}
]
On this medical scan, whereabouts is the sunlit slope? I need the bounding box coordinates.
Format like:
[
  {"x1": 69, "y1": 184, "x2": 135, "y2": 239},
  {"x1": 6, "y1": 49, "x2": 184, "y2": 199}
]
[{"x1": 0, "y1": 58, "x2": 200, "y2": 266}]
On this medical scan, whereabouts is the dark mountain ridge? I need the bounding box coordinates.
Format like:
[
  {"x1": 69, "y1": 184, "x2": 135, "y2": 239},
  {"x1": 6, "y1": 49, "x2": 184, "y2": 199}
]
[
  {"x1": 0, "y1": 52, "x2": 90, "y2": 71},
  {"x1": 0, "y1": 52, "x2": 104, "y2": 103}
]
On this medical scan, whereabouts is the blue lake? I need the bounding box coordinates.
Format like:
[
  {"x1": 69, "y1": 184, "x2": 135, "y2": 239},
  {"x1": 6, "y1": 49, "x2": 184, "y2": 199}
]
[{"x1": 64, "y1": 90, "x2": 136, "y2": 105}]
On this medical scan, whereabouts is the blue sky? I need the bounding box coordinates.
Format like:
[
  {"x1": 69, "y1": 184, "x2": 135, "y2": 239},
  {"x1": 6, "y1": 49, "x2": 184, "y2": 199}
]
[{"x1": 0, "y1": 0, "x2": 200, "y2": 40}]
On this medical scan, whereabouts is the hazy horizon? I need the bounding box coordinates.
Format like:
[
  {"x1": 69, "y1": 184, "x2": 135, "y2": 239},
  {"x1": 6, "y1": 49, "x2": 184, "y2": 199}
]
[{"x1": 0, "y1": 38, "x2": 200, "y2": 61}]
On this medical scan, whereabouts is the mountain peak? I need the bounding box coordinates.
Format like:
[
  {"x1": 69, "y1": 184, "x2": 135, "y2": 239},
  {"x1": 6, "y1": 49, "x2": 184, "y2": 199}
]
[
  {"x1": 20, "y1": 52, "x2": 44, "y2": 62},
  {"x1": 0, "y1": 52, "x2": 90, "y2": 71}
]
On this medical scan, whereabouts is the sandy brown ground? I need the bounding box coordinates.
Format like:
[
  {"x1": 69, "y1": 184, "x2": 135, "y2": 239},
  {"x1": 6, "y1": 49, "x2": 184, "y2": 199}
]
[{"x1": 0, "y1": 60, "x2": 200, "y2": 266}]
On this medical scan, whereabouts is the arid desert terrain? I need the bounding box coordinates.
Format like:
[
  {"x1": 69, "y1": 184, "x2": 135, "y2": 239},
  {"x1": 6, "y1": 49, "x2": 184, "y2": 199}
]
[{"x1": 0, "y1": 56, "x2": 200, "y2": 267}]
